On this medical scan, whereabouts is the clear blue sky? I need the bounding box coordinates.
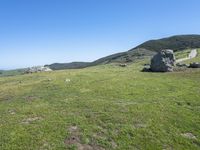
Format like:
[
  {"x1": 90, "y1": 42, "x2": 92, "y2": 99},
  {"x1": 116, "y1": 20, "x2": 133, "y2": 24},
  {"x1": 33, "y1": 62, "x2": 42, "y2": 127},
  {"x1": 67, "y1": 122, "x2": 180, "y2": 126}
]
[{"x1": 0, "y1": 0, "x2": 200, "y2": 69}]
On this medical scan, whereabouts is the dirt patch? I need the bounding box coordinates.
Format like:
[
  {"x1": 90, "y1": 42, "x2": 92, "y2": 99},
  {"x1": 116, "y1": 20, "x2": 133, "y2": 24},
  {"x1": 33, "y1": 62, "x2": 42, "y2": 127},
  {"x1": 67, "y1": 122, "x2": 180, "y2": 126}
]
[
  {"x1": 181, "y1": 133, "x2": 197, "y2": 140},
  {"x1": 65, "y1": 126, "x2": 105, "y2": 150},
  {"x1": 65, "y1": 137, "x2": 97, "y2": 150},
  {"x1": 80, "y1": 88, "x2": 91, "y2": 93},
  {"x1": 162, "y1": 144, "x2": 174, "y2": 150},
  {"x1": 39, "y1": 141, "x2": 51, "y2": 150},
  {"x1": 0, "y1": 95, "x2": 13, "y2": 102},
  {"x1": 24, "y1": 95, "x2": 39, "y2": 102},
  {"x1": 92, "y1": 126, "x2": 118, "y2": 149},
  {"x1": 173, "y1": 67, "x2": 188, "y2": 72},
  {"x1": 110, "y1": 140, "x2": 117, "y2": 149},
  {"x1": 133, "y1": 123, "x2": 147, "y2": 129},
  {"x1": 21, "y1": 117, "x2": 43, "y2": 124}
]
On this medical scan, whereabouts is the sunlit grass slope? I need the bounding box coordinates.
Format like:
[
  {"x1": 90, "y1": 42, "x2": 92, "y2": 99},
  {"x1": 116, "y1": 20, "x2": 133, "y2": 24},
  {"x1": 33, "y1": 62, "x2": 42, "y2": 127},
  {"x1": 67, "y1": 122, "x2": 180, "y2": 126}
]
[{"x1": 0, "y1": 58, "x2": 200, "y2": 150}]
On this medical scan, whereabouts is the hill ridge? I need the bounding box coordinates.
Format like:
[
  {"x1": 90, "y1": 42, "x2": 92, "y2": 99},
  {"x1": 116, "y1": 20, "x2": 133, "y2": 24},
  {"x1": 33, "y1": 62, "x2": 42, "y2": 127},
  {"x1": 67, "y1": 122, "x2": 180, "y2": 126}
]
[{"x1": 46, "y1": 34, "x2": 200, "y2": 70}]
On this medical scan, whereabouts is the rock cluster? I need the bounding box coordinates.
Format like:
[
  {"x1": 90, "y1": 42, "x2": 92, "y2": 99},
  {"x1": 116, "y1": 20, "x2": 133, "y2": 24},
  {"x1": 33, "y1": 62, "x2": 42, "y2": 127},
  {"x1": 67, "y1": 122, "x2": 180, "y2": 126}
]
[
  {"x1": 150, "y1": 49, "x2": 176, "y2": 72},
  {"x1": 176, "y1": 63, "x2": 189, "y2": 67},
  {"x1": 25, "y1": 66, "x2": 52, "y2": 74},
  {"x1": 189, "y1": 62, "x2": 200, "y2": 68},
  {"x1": 119, "y1": 64, "x2": 127, "y2": 67}
]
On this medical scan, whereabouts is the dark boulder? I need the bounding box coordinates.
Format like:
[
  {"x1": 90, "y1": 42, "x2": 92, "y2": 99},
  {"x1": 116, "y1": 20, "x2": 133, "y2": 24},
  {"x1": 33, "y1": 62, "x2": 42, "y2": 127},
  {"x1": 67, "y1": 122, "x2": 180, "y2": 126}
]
[
  {"x1": 189, "y1": 62, "x2": 200, "y2": 68},
  {"x1": 150, "y1": 49, "x2": 176, "y2": 72}
]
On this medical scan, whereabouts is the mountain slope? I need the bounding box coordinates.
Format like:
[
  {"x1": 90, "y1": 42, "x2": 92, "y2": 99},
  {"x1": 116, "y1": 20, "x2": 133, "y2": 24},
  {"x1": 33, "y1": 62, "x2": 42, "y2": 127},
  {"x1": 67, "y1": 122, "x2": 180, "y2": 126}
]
[
  {"x1": 46, "y1": 34, "x2": 200, "y2": 70},
  {"x1": 91, "y1": 48, "x2": 156, "y2": 65},
  {"x1": 135, "y1": 34, "x2": 200, "y2": 52}
]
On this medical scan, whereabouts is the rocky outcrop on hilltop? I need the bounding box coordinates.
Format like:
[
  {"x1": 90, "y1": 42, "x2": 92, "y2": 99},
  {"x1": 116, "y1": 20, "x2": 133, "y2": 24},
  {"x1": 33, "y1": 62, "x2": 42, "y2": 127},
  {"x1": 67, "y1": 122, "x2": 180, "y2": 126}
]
[{"x1": 25, "y1": 66, "x2": 52, "y2": 74}]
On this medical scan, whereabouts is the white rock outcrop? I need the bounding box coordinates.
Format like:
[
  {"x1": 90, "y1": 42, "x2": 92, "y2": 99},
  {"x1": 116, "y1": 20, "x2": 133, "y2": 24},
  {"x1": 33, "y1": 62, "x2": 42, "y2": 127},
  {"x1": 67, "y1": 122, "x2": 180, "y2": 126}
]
[{"x1": 25, "y1": 66, "x2": 52, "y2": 73}]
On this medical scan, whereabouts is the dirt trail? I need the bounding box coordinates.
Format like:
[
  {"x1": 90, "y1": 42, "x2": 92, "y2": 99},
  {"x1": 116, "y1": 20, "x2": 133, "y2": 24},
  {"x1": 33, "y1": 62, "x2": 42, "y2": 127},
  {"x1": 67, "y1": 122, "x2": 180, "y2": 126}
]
[{"x1": 176, "y1": 49, "x2": 198, "y2": 63}]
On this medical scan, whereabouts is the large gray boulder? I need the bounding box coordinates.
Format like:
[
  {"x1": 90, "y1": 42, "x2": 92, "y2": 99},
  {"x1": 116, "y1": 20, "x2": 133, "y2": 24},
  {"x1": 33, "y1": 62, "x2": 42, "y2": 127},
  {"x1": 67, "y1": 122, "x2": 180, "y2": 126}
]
[{"x1": 150, "y1": 49, "x2": 176, "y2": 72}]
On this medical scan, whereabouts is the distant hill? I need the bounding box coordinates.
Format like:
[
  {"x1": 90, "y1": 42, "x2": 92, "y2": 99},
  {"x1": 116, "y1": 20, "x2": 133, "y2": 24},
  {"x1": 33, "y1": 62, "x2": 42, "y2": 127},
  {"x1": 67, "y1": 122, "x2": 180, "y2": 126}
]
[
  {"x1": 46, "y1": 49, "x2": 156, "y2": 70},
  {"x1": 46, "y1": 34, "x2": 200, "y2": 70},
  {"x1": 135, "y1": 34, "x2": 200, "y2": 52},
  {"x1": 0, "y1": 69, "x2": 26, "y2": 77},
  {"x1": 45, "y1": 62, "x2": 91, "y2": 70}
]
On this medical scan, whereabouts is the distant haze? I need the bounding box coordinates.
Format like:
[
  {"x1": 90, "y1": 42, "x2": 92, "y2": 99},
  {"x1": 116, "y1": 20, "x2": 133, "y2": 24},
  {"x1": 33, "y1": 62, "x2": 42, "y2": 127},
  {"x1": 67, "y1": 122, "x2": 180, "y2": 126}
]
[{"x1": 1, "y1": 0, "x2": 200, "y2": 69}]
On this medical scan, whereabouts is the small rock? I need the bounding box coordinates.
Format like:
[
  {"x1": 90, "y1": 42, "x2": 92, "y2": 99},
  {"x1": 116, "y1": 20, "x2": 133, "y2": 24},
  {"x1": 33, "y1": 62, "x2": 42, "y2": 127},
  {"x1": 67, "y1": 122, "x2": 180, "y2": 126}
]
[
  {"x1": 189, "y1": 62, "x2": 200, "y2": 68},
  {"x1": 8, "y1": 110, "x2": 16, "y2": 115},
  {"x1": 134, "y1": 123, "x2": 147, "y2": 128},
  {"x1": 119, "y1": 64, "x2": 127, "y2": 67},
  {"x1": 181, "y1": 133, "x2": 197, "y2": 140},
  {"x1": 69, "y1": 126, "x2": 78, "y2": 133},
  {"x1": 22, "y1": 117, "x2": 43, "y2": 124},
  {"x1": 176, "y1": 63, "x2": 189, "y2": 67},
  {"x1": 142, "y1": 66, "x2": 151, "y2": 72},
  {"x1": 65, "y1": 79, "x2": 71, "y2": 82}
]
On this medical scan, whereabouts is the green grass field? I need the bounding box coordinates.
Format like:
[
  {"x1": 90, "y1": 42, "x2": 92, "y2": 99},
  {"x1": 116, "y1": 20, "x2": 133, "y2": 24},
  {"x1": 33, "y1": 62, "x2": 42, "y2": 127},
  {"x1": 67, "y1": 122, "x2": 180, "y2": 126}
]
[{"x1": 0, "y1": 52, "x2": 200, "y2": 150}]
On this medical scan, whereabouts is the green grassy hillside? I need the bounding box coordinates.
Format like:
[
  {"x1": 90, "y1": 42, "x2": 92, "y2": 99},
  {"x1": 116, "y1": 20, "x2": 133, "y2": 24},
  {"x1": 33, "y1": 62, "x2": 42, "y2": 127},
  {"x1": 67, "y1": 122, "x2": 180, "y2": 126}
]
[{"x1": 0, "y1": 57, "x2": 200, "y2": 149}]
